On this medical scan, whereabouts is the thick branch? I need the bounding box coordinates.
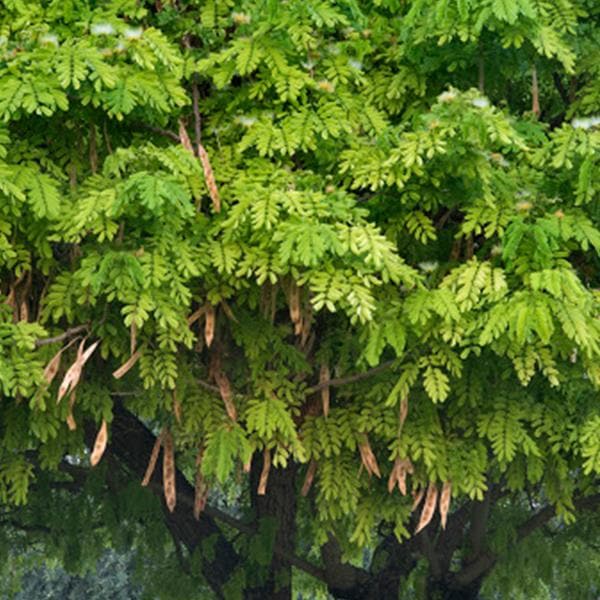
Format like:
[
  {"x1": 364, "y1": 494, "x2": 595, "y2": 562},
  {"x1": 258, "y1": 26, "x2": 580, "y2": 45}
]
[
  {"x1": 35, "y1": 324, "x2": 89, "y2": 347},
  {"x1": 306, "y1": 360, "x2": 395, "y2": 394}
]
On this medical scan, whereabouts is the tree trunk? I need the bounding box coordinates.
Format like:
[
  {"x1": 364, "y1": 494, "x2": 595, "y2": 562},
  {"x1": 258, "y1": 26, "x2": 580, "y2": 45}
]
[{"x1": 245, "y1": 456, "x2": 298, "y2": 600}]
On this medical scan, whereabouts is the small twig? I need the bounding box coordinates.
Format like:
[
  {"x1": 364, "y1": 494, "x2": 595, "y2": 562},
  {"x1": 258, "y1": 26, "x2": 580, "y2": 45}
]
[
  {"x1": 306, "y1": 360, "x2": 395, "y2": 395},
  {"x1": 140, "y1": 124, "x2": 180, "y2": 142},
  {"x1": 35, "y1": 325, "x2": 89, "y2": 348},
  {"x1": 198, "y1": 379, "x2": 220, "y2": 394}
]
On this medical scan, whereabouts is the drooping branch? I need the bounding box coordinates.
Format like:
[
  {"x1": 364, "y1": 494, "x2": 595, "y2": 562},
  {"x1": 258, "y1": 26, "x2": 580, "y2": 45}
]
[
  {"x1": 306, "y1": 360, "x2": 395, "y2": 394},
  {"x1": 35, "y1": 324, "x2": 89, "y2": 348}
]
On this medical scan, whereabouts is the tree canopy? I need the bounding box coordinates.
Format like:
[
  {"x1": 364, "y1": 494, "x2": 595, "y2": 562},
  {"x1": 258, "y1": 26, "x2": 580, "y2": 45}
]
[{"x1": 0, "y1": 0, "x2": 599, "y2": 598}]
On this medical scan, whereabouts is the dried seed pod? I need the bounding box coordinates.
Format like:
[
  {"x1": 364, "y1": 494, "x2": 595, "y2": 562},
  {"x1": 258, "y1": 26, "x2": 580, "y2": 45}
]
[
  {"x1": 399, "y1": 397, "x2": 409, "y2": 428},
  {"x1": 66, "y1": 390, "x2": 77, "y2": 431},
  {"x1": 358, "y1": 436, "x2": 381, "y2": 478},
  {"x1": 411, "y1": 487, "x2": 425, "y2": 512},
  {"x1": 43, "y1": 349, "x2": 63, "y2": 385},
  {"x1": 388, "y1": 457, "x2": 414, "y2": 495},
  {"x1": 289, "y1": 283, "x2": 301, "y2": 330},
  {"x1": 301, "y1": 459, "x2": 317, "y2": 496},
  {"x1": 19, "y1": 300, "x2": 29, "y2": 322},
  {"x1": 257, "y1": 448, "x2": 271, "y2": 496},
  {"x1": 172, "y1": 389, "x2": 182, "y2": 424},
  {"x1": 216, "y1": 372, "x2": 237, "y2": 421},
  {"x1": 162, "y1": 429, "x2": 176, "y2": 512},
  {"x1": 58, "y1": 339, "x2": 99, "y2": 402},
  {"x1": 439, "y1": 481, "x2": 452, "y2": 530},
  {"x1": 178, "y1": 119, "x2": 194, "y2": 153},
  {"x1": 204, "y1": 304, "x2": 215, "y2": 348},
  {"x1": 415, "y1": 482, "x2": 438, "y2": 534},
  {"x1": 90, "y1": 419, "x2": 108, "y2": 466},
  {"x1": 142, "y1": 429, "x2": 164, "y2": 487},
  {"x1": 320, "y1": 364, "x2": 330, "y2": 417},
  {"x1": 112, "y1": 348, "x2": 142, "y2": 379},
  {"x1": 198, "y1": 144, "x2": 220, "y2": 213}
]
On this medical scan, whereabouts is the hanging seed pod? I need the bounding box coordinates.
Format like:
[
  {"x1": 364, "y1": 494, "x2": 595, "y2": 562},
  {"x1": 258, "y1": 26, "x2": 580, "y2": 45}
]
[
  {"x1": 411, "y1": 487, "x2": 425, "y2": 512},
  {"x1": 204, "y1": 304, "x2": 215, "y2": 347},
  {"x1": 130, "y1": 322, "x2": 137, "y2": 355},
  {"x1": 399, "y1": 397, "x2": 409, "y2": 428},
  {"x1": 58, "y1": 339, "x2": 99, "y2": 402},
  {"x1": 90, "y1": 419, "x2": 108, "y2": 466},
  {"x1": 113, "y1": 348, "x2": 142, "y2": 379},
  {"x1": 178, "y1": 119, "x2": 194, "y2": 153},
  {"x1": 216, "y1": 371, "x2": 237, "y2": 421},
  {"x1": 387, "y1": 457, "x2": 414, "y2": 495},
  {"x1": 320, "y1": 364, "x2": 330, "y2": 417},
  {"x1": 172, "y1": 389, "x2": 182, "y2": 424},
  {"x1": 415, "y1": 482, "x2": 438, "y2": 534},
  {"x1": 162, "y1": 429, "x2": 176, "y2": 512},
  {"x1": 358, "y1": 435, "x2": 381, "y2": 478},
  {"x1": 439, "y1": 481, "x2": 452, "y2": 530},
  {"x1": 301, "y1": 459, "x2": 317, "y2": 496},
  {"x1": 142, "y1": 429, "x2": 164, "y2": 487},
  {"x1": 289, "y1": 282, "x2": 301, "y2": 331},
  {"x1": 66, "y1": 390, "x2": 77, "y2": 431},
  {"x1": 43, "y1": 349, "x2": 63, "y2": 385},
  {"x1": 257, "y1": 448, "x2": 271, "y2": 496},
  {"x1": 198, "y1": 144, "x2": 221, "y2": 213}
]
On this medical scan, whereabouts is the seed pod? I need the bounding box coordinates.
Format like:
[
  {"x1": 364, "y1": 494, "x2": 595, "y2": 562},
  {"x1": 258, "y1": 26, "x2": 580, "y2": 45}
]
[
  {"x1": 204, "y1": 304, "x2": 215, "y2": 348},
  {"x1": 90, "y1": 419, "x2": 108, "y2": 466},
  {"x1": 301, "y1": 459, "x2": 318, "y2": 496},
  {"x1": 289, "y1": 283, "x2": 301, "y2": 330},
  {"x1": 320, "y1": 364, "x2": 330, "y2": 417},
  {"x1": 415, "y1": 482, "x2": 438, "y2": 534},
  {"x1": 411, "y1": 487, "x2": 425, "y2": 512},
  {"x1": 198, "y1": 144, "x2": 221, "y2": 213},
  {"x1": 43, "y1": 349, "x2": 63, "y2": 384},
  {"x1": 130, "y1": 322, "x2": 137, "y2": 355},
  {"x1": 399, "y1": 397, "x2": 409, "y2": 428},
  {"x1": 172, "y1": 389, "x2": 182, "y2": 424},
  {"x1": 162, "y1": 429, "x2": 176, "y2": 512},
  {"x1": 113, "y1": 348, "x2": 142, "y2": 379},
  {"x1": 358, "y1": 436, "x2": 381, "y2": 478},
  {"x1": 216, "y1": 371, "x2": 237, "y2": 421},
  {"x1": 439, "y1": 481, "x2": 452, "y2": 530},
  {"x1": 257, "y1": 448, "x2": 271, "y2": 496},
  {"x1": 178, "y1": 119, "x2": 194, "y2": 153},
  {"x1": 66, "y1": 390, "x2": 77, "y2": 431},
  {"x1": 387, "y1": 456, "x2": 413, "y2": 495},
  {"x1": 142, "y1": 429, "x2": 164, "y2": 487},
  {"x1": 58, "y1": 339, "x2": 99, "y2": 402}
]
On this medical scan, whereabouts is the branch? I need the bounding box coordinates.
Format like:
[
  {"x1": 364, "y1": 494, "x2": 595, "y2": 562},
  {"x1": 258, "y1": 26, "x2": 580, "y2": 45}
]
[
  {"x1": 306, "y1": 360, "x2": 395, "y2": 394},
  {"x1": 191, "y1": 78, "x2": 202, "y2": 148},
  {"x1": 138, "y1": 123, "x2": 180, "y2": 142},
  {"x1": 35, "y1": 324, "x2": 89, "y2": 348}
]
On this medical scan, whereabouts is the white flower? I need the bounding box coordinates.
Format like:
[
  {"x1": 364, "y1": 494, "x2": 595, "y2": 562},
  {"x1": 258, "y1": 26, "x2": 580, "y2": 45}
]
[
  {"x1": 91, "y1": 23, "x2": 115, "y2": 36},
  {"x1": 418, "y1": 261, "x2": 439, "y2": 273},
  {"x1": 124, "y1": 27, "x2": 143, "y2": 40},
  {"x1": 572, "y1": 116, "x2": 600, "y2": 130},
  {"x1": 438, "y1": 91, "x2": 456, "y2": 103},
  {"x1": 40, "y1": 33, "x2": 59, "y2": 46},
  {"x1": 471, "y1": 97, "x2": 489, "y2": 108},
  {"x1": 348, "y1": 59, "x2": 363, "y2": 71},
  {"x1": 236, "y1": 116, "x2": 256, "y2": 127}
]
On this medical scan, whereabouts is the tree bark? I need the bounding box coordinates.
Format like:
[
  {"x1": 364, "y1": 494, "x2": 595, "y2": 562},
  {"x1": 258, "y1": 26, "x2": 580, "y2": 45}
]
[{"x1": 245, "y1": 456, "x2": 298, "y2": 600}]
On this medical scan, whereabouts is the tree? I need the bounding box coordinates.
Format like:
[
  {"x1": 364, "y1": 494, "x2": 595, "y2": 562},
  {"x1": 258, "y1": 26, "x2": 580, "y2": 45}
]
[{"x1": 0, "y1": 0, "x2": 599, "y2": 598}]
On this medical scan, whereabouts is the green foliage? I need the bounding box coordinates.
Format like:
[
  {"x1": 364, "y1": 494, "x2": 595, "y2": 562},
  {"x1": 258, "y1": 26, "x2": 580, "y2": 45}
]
[{"x1": 0, "y1": 0, "x2": 599, "y2": 598}]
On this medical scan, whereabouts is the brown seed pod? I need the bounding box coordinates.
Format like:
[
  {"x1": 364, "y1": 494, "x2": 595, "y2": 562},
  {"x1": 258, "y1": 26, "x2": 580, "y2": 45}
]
[
  {"x1": 204, "y1": 304, "x2": 215, "y2": 348},
  {"x1": 216, "y1": 371, "x2": 237, "y2": 421},
  {"x1": 415, "y1": 482, "x2": 438, "y2": 534},
  {"x1": 142, "y1": 429, "x2": 164, "y2": 487},
  {"x1": 162, "y1": 429, "x2": 176, "y2": 512},
  {"x1": 198, "y1": 144, "x2": 221, "y2": 213},
  {"x1": 178, "y1": 119, "x2": 194, "y2": 153},
  {"x1": 172, "y1": 389, "x2": 182, "y2": 424},
  {"x1": 66, "y1": 390, "x2": 77, "y2": 431},
  {"x1": 43, "y1": 349, "x2": 63, "y2": 385},
  {"x1": 112, "y1": 348, "x2": 142, "y2": 379},
  {"x1": 58, "y1": 339, "x2": 99, "y2": 402},
  {"x1": 358, "y1": 436, "x2": 381, "y2": 478},
  {"x1": 399, "y1": 397, "x2": 409, "y2": 428},
  {"x1": 289, "y1": 283, "x2": 301, "y2": 330},
  {"x1": 90, "y1": 419, "x2": 108, "y2": 466},
  {"x1": 411, "y1": 487, "x2": 425, "y2": 512},
  {"x1": 387, "y1": 457, "x2": 414, "y2": 495},
  {"x1": 301, "y1": 459, "x2": 318, "y2": 496},
  {"x1": 439, "y1": 481, "x2": 452, "y2": 530},
  {"x1": 257, "y1": 448, "x2": 271, "y2": 496},
  {"x1": 320, "y1": 364, "x2": 330, "y2": 417},
  {"x1": 130, "y1": 322, "x2": 137, "y2": 355}
]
